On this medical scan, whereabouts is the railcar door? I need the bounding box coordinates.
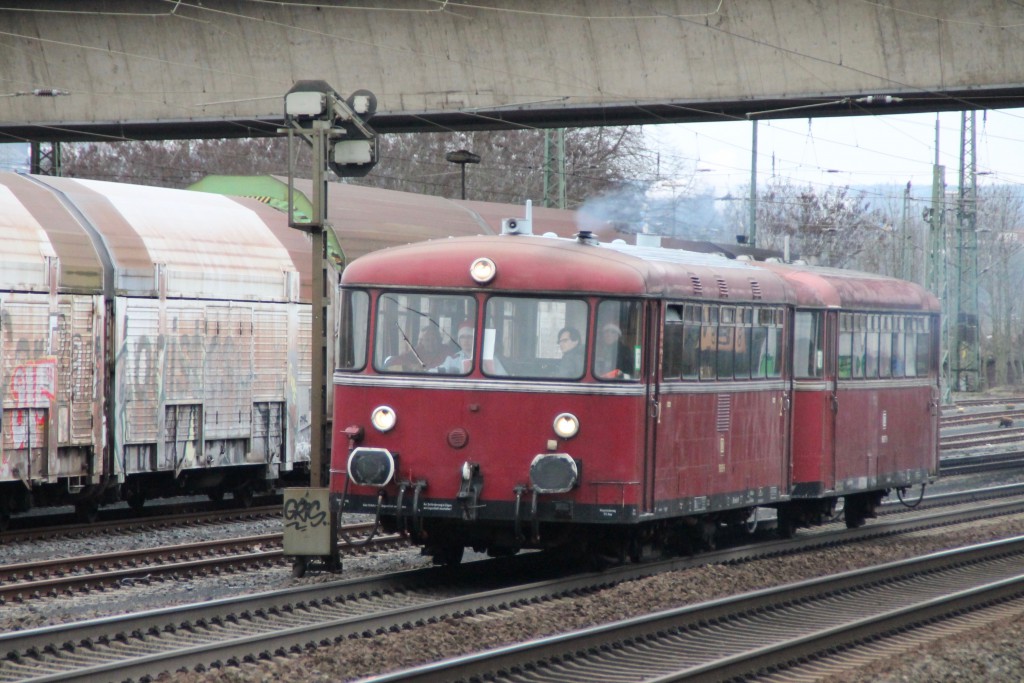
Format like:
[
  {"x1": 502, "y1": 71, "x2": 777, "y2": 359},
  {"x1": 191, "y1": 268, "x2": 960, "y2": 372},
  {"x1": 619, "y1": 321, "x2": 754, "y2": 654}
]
[
  {"x1": 825, "y1": 310, "x2": 839, "y2": 484},
  {"x1": 642, "y1": 301, "x2": 661, "y2": 514}
]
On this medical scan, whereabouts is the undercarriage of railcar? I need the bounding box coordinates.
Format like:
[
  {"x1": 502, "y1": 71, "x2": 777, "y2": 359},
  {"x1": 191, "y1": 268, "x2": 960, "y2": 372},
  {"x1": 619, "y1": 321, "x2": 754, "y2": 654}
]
[
  {"x1": 356, "y1": 485, "x2": 920, "y2": 567},
  {"x1": 367, "y1": 505, "x2": 769, "y2": 567}
]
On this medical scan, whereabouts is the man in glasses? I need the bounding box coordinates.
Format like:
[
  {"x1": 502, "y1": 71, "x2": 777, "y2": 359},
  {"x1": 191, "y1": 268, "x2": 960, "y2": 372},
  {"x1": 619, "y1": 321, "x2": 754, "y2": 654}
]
[{"x1": 556, "y1": 326, "x2": 584, "y2": 378}]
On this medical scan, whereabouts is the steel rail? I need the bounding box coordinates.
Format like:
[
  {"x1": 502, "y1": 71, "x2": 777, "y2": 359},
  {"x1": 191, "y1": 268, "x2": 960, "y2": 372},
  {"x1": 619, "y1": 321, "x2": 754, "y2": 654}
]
[
  {"x1": 4, "y1": 496, "x2": 1024, "y2": 682},
  {"x1": 363, "y1": 536, "x2": 1024, "y2": 682},
  {"x1": 0, "y1": 524, "x2": 394, "y2": 603}
]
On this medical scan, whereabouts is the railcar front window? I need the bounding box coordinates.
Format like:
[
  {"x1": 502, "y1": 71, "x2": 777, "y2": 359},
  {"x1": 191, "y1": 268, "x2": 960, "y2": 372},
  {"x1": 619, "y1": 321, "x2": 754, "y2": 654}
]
[
  {"x1": 484, "y1": 296, "x2": 588, "y2": 379},
  {"x1": 373, "y1": 293, "x2": 477, "y2": 374},
  {"x1": 594, "y1": 300, "x2": 642, "y2": 381},
  {"x1": 336, "y1": 289, "x2": 369, "y2": 371}
]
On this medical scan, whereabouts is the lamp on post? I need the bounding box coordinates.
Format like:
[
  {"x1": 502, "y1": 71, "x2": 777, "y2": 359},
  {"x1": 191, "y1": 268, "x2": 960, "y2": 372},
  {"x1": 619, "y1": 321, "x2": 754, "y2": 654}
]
[
  {"x1": 445, "y1": 149, "x2": 481, "y2": 200},
  {"x1": 280, "y1": 80, "x2": 378, "y2": 577}
]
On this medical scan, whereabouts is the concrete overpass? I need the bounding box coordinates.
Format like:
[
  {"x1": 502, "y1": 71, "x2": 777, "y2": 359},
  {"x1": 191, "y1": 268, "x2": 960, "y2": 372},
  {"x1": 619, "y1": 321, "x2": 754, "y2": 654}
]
[{"x1": 2, "y1": 0, "x2": 1024, "y2": 142}]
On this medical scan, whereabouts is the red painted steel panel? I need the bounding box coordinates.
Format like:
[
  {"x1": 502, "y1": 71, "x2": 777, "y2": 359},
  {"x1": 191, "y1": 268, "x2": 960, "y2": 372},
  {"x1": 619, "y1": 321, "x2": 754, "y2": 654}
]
[
  {"x1": 833, "y1": 385, "x2": 937, "y2": 485},
  {"x1": 656, "y1": 390, "x2": 789, "y2": 503},
  {"x1": 790, "y1": 389, "x2": 834, "y2": 489},
  {"x1": 332, "y1": 383, "x2": 646, "y2": 508}
]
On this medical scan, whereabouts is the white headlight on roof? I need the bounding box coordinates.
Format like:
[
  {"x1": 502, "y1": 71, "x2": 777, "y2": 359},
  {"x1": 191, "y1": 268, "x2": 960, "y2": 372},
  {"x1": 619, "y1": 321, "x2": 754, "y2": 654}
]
[
  {"x1": 371, "y1": 405, "x2": 397, "y2": 432},
  {"x1": 470, "y1": 257, "x2": 496, "y2": 284},
  {"x1": 553, "y1": 412, "x2": 580, "y2": 439}
]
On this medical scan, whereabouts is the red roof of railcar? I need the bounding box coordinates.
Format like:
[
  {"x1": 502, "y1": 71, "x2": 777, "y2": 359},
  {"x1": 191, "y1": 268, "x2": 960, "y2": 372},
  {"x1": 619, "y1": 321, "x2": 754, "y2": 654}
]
[
  {"x1": 342, "y1": 234, "x2": 795, "y2": 303},
  {"x1": 756, "y1": 262, "x2": 939, "y2": 313}
]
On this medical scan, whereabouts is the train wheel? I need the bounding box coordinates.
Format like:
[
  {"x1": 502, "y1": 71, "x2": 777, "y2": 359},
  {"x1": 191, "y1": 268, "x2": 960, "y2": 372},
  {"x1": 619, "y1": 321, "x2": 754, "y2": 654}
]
[
  {"x1": 844, "y1": 495, "x2": 867, "y2": 529},
  {"x1": 699, "y1": 519, "x2": 717, "y2": 550},
  {"x1": 75, "y1": 501, "x2": 99, "y2": 523},
  {"x1": 233, "y1": 486, "x2": 253, "y2": 508},
  {"x1": 126, "y1": 492, "x2": 146, "y2": 515},
  {"x1": 431, "y1": 545, "x2": 465, "y2": 567},
  {"x1": 207, "y1": 490, "x2": 225, "y2": 503},
  {"x1": 0, "y1": 512, "x2": 9, "y2": 532},
  {"x1": 776, "y1": 510, "x2": 798, "y2": 539},
  {"x1": 292, "y1": 557, "x2": 308, "y2": 578}
]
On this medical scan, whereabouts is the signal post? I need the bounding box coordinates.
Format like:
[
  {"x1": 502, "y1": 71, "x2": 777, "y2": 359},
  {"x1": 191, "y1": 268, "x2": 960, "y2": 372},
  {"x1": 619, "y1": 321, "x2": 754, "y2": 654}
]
[{"x1": 280, "y1": 81, "x2": 377, "y2": 576}]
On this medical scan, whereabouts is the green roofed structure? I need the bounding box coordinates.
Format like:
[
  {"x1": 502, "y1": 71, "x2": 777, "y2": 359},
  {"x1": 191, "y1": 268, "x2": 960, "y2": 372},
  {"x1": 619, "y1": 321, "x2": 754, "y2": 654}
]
[{"x1": 188, "y1": 175, "x2": 346, "y2": 269}]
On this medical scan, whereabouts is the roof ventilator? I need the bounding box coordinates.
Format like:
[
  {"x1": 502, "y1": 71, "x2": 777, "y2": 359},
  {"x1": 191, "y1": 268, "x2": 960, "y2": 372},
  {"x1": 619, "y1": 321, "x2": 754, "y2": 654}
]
[{"x1": 749, "y1": 279, "x2": 763, "y2": 300}]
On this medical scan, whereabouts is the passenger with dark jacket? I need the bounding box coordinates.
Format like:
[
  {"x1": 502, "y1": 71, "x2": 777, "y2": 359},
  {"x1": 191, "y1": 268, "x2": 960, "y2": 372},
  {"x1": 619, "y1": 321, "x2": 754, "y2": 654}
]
[{"x1": 556, "y1": 326, "x2": 584, "y2": 378}]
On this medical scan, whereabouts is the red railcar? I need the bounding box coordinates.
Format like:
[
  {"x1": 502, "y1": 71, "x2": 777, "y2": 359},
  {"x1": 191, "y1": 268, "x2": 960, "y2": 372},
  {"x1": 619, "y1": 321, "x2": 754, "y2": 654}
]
[
  {"x1": 761, "y1": 264, "x2": 941, "y2": 532},
  {"x1": 330, "y1": 229, "x2": 939, "y2": 563}
]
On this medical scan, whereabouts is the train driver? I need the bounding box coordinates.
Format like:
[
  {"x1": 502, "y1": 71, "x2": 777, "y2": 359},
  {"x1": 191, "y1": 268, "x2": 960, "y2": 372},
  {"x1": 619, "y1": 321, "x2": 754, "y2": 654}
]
[
  {"x1": 389, "y1": 325, "x2": 448, "y2": 371},
  {"x1": 434, "y1": 322, "x2": 476, "y2": 373},
  {"x1": 433, "y1": 322, "x2": 507, "y2": 374}
]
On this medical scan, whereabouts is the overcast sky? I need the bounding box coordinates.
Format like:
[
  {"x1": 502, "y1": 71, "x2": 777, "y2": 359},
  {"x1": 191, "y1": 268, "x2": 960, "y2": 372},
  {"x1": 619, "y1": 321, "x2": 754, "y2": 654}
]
[{"x1": 645, "y1": 107, "x2": 1024, "y2": 200}]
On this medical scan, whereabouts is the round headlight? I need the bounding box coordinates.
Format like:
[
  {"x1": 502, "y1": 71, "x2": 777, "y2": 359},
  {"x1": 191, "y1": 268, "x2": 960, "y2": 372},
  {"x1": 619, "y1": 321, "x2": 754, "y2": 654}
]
[
  {"x1": 470, "y1": 257, "x2": 496, "y2": 284},
  {"x1": 553, "y1": 412, "x2": 580, "y2": 439},
  {"x1": 371, "y1": 405, "x2": 397, "y2": 432}
]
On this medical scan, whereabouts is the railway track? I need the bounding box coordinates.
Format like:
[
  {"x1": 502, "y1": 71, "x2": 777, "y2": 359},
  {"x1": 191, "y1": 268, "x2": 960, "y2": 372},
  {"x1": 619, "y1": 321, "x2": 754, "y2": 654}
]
[
  {"x1": 4, "y1": 491, "x2": 1024, "y2": 682},
  {"x1": 0, "y1": 499, "x2": 282, "y2": 545},
  {"x1": 0, "y1": 523, "x2": 405, "y2": 605},
  {"x1": 370, "y1": 536, "x2": 1024, "y2": 682}
]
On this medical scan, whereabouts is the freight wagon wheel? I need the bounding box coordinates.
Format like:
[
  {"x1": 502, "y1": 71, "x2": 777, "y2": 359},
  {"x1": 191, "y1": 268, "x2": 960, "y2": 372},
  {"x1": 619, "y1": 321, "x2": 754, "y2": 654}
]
[
  {"x1": 233, "y1": 486, "x2": 254, "y2": 508},
  {"x1": 431, "y1": 545, "x2": 465, "y2": 567},
  {"x1": 75, "y1": 501, "x2": 99, "y2": 523},
  {"x1": 126, "y1": 492, "x2": 146, "y2": 515}
]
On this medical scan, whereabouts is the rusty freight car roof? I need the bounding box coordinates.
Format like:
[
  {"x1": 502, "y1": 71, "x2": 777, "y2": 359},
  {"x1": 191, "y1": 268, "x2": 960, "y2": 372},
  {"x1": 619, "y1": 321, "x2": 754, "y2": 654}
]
[
  {"x1": 342, "y1": 234, "x2": 794, "y2": 303},
  {"x1": 191, "y1": 176, "x2": 617, "y2": 265},
  {"x1": 0, "y1": 173, "x2": 312, "y2": 302}
]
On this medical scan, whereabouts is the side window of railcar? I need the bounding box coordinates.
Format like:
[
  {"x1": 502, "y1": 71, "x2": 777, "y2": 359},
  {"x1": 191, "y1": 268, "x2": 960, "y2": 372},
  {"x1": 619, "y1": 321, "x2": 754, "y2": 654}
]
[
  {"x1": 892, "y1": 316, "x2": 907, "y2": 377},
  {"x1": 484, "y1": 296, "x2": 588, "y2": 379},
  {"x1": 914, "y1": 316, "x2": 933, "y2": 376},
  {"x1": 699, "y1": 305, "x2": 718, "y2": 379},
  {"x1": 794, "y1": 312, "x2": 824, "y2": 379},
  {"x1": 879, "y1": 316, "x2": 893, "y2": 378},
  {"x1": 838, "y1": 314, "x2": 926, "y2": 380},
  {"x1": 751, "y1": 308, "x2": 784, "y2": 378},
  {"x1": 851, "y1": 314, "x2": 867, "y2": 378},
  {"x1": 671, "y1": 305, "x2": 782, "y2": 381},
  {"x1": 733, "y1": 307, "x2": 753, "y2": 379},
  {"x1": 373, "y1": 292, "x2": 476, "y2": 374},
  {"x1": 716, "y1": 307, "x2": 736, "y2": 378},
  {"x1": 336, "y1": 289, "x2": 369, "y2": 371},
  {"x1": 663, "y1": 306, "x2": 684, "y2": 379},
  {"x1": 594, "y1": 300, "x2": 642, "y2": 380},
  {"x1": 838, "y1": 313, "x2": 853, "y2": 379},
  {"x1": 864, "y1": 315, "x2": 880, "y2": 378}
]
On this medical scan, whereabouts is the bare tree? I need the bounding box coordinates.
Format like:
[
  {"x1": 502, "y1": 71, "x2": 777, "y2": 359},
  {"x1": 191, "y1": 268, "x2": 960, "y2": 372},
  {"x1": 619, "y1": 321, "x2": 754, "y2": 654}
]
[
  {"x1": 60, "y1": 127, "x2": 654, "y2": 207},
  {"x1": 726, "y1": 179, "x2": 891, "y2": 269},
  {"x1": 975, "y1": 185, "x2": 1024, "y2": 386}
]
